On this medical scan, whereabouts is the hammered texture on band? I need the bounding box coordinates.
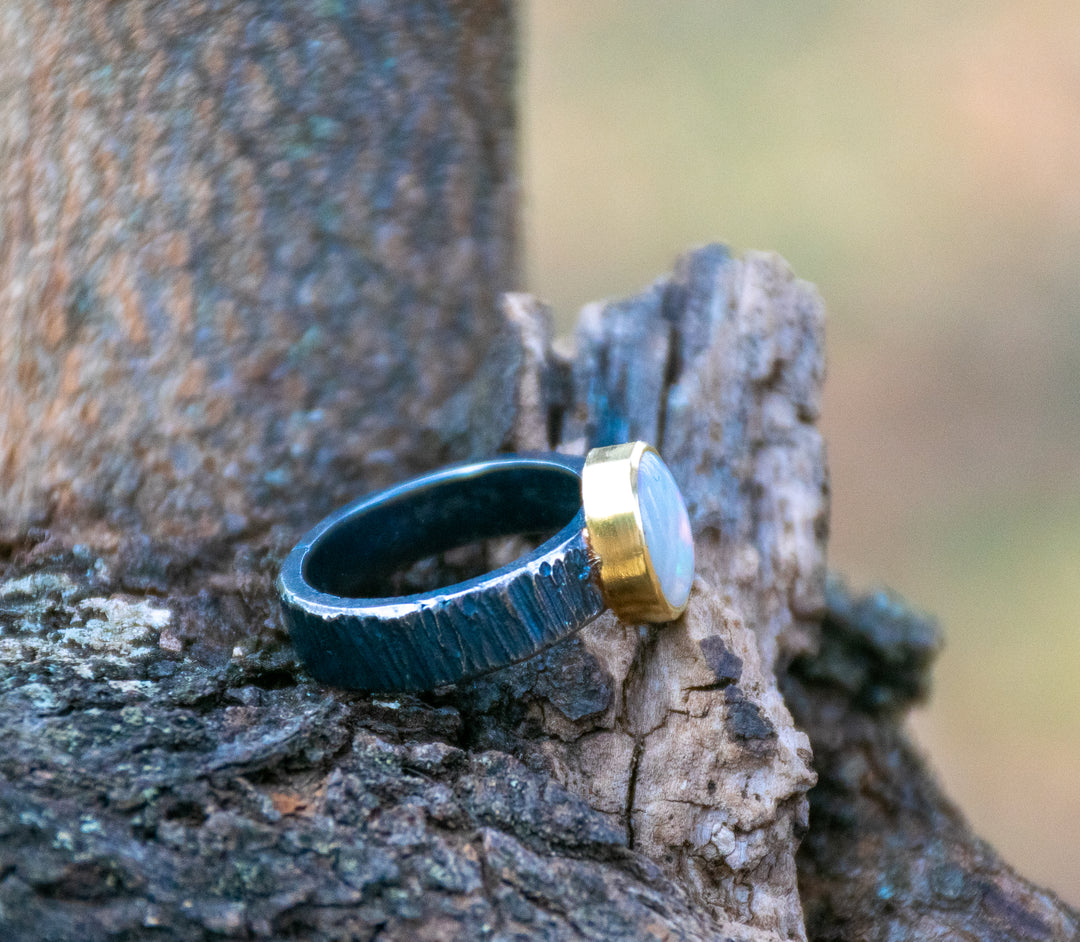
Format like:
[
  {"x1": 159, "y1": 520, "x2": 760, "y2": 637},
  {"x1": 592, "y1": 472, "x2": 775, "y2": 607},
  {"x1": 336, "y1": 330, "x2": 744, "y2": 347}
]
[{"x1": 282, "y1": 515, "x2": 604, "y2": 690}]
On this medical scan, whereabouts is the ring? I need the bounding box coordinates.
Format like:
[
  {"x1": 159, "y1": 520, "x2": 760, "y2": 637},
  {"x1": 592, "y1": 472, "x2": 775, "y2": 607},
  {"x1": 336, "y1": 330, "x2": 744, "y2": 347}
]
[{"x1": 277, "y1": 441, "x2": 694, "y2": 691}]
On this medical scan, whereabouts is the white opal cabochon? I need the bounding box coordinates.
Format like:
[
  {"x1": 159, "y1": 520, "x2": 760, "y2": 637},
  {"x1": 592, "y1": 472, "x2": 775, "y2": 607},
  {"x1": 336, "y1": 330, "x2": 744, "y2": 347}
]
[{"x1": 636, "y1": 451, "x2": 694, "y2": 609}]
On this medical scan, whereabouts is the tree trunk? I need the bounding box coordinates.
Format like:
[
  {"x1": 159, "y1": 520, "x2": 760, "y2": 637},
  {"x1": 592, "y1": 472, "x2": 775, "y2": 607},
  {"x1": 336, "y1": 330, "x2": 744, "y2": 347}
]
[
  {"x1": 0, "y1": 0, "x2": 516, "y2": 540},
  {"x1": 0, "y1": 4, "x2": 1076, "y2": 941}
]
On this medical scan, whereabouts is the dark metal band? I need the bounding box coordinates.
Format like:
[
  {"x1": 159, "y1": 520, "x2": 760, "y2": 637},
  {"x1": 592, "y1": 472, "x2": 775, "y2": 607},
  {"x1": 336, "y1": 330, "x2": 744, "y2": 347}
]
[{"x1": 277, "y1": 453, "x2": 606, "y2": 691}]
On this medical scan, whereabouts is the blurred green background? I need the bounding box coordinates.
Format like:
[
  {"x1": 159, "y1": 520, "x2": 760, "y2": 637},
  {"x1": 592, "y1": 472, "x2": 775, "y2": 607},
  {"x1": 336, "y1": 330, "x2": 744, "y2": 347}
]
[{"x1": 520, "y1": 1, "x2": 1080, "y2": 904}]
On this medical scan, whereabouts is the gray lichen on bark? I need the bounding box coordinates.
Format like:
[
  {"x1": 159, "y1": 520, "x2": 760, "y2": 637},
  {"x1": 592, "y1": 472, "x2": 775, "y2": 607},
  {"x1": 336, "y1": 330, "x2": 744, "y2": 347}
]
[{"x1": 0, "y1": 527, "x2": 739, "y2": 941}]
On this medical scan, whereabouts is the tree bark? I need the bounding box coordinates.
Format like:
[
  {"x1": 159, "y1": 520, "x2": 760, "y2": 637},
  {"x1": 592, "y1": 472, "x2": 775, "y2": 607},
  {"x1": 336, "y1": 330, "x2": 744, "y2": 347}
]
[
  {"x1": 0, "y1": 0, "x2": 516, "y2": 539},
  {"x1": 0, "y1": 4, "x2": 1076, "y2": 941},
  {"x1": 787, "y1": 579, "x2": 1079, "y2": 941}
]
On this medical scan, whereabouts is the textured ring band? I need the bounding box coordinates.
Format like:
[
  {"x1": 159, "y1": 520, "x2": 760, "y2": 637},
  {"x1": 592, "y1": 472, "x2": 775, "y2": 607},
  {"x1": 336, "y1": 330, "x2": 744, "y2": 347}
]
[{"x1": 278, "y1": 442, "x2": 694, "y2": 691}]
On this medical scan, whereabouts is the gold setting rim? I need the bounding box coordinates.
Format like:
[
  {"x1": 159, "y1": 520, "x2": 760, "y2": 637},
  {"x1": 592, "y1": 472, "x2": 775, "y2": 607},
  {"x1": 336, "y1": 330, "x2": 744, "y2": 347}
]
[{"x1": 581, "y1": 441, "x2": 690, "y2": 623}]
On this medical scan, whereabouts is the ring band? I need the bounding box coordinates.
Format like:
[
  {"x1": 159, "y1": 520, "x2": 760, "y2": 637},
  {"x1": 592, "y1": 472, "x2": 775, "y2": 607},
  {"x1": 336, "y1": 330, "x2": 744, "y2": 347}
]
[{"x1": 278, "y1": 442, "x2": 694, "y2": 691}]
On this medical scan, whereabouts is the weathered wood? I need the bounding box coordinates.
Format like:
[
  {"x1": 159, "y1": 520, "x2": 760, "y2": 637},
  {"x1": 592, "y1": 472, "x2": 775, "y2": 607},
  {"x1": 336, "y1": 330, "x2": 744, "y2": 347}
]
[{"x1": 478, "y1": 247, "x2": 828, "y2": 940}]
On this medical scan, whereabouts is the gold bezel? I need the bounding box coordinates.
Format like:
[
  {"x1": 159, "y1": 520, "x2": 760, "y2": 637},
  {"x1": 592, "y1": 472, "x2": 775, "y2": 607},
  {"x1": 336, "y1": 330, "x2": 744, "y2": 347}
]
[{"x1": 581, "y1": 441, "x2": 689, "y2": 623}]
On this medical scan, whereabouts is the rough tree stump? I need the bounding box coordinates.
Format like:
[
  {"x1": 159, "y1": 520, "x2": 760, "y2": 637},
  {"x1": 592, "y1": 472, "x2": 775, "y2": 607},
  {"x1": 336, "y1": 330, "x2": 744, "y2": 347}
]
[{"x1": 0, "y1": 3, "x2": 1076, "y2": 940}]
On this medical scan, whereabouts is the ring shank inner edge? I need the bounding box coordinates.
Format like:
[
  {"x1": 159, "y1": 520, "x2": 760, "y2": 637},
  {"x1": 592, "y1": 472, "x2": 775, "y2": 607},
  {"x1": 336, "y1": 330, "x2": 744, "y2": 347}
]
[{"x1": 304, "y1": 464, "x2": 582, "y2": 598}]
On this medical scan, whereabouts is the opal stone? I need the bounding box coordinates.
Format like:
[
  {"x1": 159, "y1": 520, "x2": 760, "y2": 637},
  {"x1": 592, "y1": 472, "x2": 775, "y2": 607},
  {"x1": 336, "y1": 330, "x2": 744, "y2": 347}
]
[{"x1": 636, "y1": 451, "x2": 694, "y2": 609}]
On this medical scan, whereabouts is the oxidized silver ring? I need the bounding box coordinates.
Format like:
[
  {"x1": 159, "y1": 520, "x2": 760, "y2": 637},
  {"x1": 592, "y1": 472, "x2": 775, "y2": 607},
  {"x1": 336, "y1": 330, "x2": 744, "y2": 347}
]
[{"x1": 278, "y1": 441, "x2": 694, "y2": 691}]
